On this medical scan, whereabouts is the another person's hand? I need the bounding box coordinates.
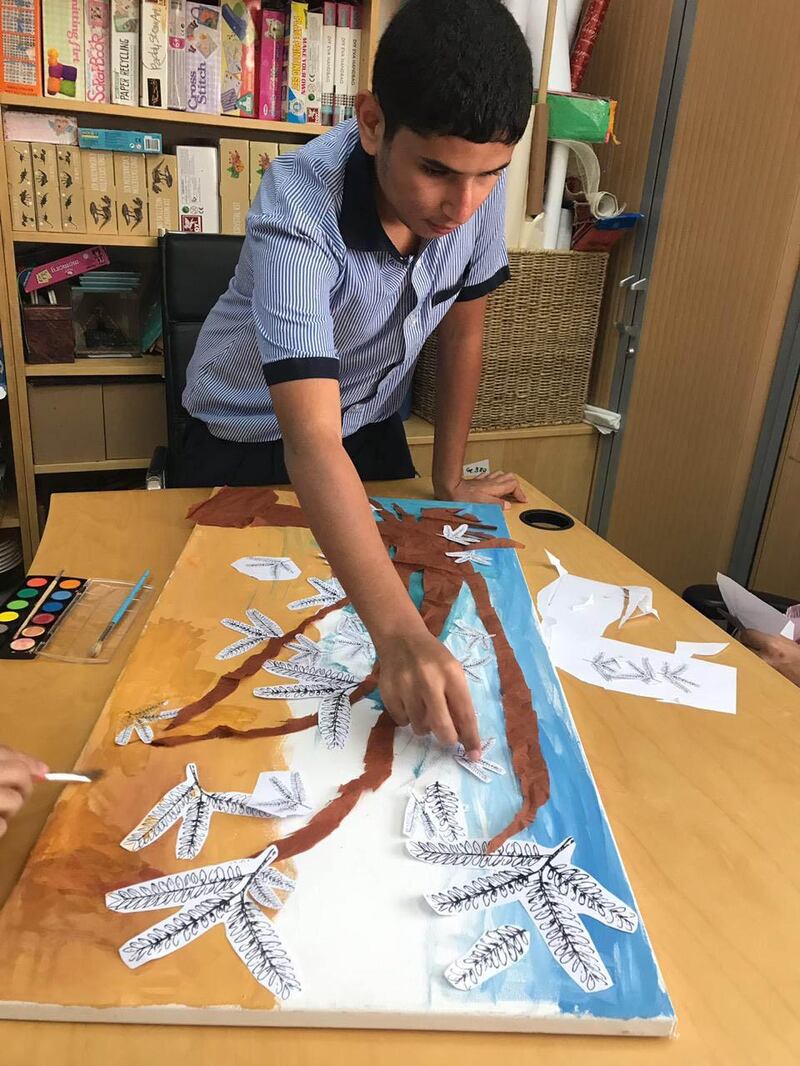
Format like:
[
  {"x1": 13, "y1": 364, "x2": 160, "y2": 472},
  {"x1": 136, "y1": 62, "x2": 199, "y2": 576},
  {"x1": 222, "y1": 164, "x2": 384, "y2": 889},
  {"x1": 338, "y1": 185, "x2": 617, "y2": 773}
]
[
  {"x1": 376, "y1": 630, "x2": 482, "y2": 758},
  {"x1": 0, "y1": 745, "x2": 48, "y2": 838},
  {"x1": 740, "y1": 629, "x2": 800, "y2": 687},
  {"x1": 439, "y1": 471, "x2": 527, "y2": 511}
]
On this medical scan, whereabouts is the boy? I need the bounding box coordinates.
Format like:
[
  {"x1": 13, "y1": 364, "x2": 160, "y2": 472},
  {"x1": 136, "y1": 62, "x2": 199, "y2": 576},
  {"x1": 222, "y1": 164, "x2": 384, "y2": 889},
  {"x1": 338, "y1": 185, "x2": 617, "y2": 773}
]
[{"x1": 180, "y1": 0, "x2": 533, "y2": 757}]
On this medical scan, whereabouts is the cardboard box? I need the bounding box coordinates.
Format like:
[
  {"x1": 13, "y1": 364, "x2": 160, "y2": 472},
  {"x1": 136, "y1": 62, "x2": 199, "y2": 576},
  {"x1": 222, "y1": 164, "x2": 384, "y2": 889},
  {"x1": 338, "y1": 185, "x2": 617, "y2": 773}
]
[
  {"x1": 83, "y1": 148, "x2": 114, "y2": 190},
  {"x1": 257, "y1": 8, "x2": 285, "y2": 121},
  {"x1": 114, "y1": 152, "x2": 148, "y2": 234},
  {"x1": 56, "y1": 145, "x2": 87, "y2": 231},
  {"x1": 111, "y1": 0, "x2": 139, "y2": 104},
  {"x1": 84, "y1": 0, "x2": 111, "y2": 102},
  {"x1": 282, "y1": 2, "x2": 308, "y2": 123},
  {"x1": 220, "y1": 0, "x2": 260, "y2": 116},
  {"x1": 140, "y1": 0, "x2": 168, "y2": 107},
  {"x1": 31, "y1": 142, "x2": 62, "y2": 232},
  {"x1": 278, "y1": 142, "x2": 302, "y2": 155},
  {"x1": 185, "y1": 3, "x2": 221, "y2": 115},
  {"x1": 219, "y1": 139, "x2": 249, "y2": 235},
  {"x1": 5, "y1": 142, "x2": 37, "y2": 231},
  {"x1": 177, "y1": 145, "x2": 219, "y2": 233},
  {"x1": 306, "y1": 10, "x2": 322, "y2": 124},
  {"x1": 146, "y1": 154, "x2": 179, "y2": 235},
  {"x1": 167, "y1": 0, "x2": 186, "y2": 109},
  {"x1": 249, "y1": 141, "x2": 279, "y2": 201},
  {"x1": 42, "y1": 0, "x2": 86, "y2": 100},
  {"x1": 28, "y1": 383, "x2": 105, "y2": 465},
  {"x1": 78, "y1": 127, "x2": 162, "y2": 153},
  {"x1": 103, "y1": 382, "x2": 166, "y2": 459},
  {"x1": 84, "y1": 187, "x2": 118, "y2": 233},
  {"x1": 0, "y1": 0, "x2": 42, "y2": 96}
]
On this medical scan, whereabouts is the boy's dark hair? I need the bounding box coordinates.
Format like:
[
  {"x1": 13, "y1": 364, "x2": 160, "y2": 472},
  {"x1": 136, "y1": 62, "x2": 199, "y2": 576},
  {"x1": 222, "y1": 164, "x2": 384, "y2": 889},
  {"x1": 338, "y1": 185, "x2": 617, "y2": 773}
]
[{"x1": 372, "y1": 0, "x2": 532, "y2": 145}]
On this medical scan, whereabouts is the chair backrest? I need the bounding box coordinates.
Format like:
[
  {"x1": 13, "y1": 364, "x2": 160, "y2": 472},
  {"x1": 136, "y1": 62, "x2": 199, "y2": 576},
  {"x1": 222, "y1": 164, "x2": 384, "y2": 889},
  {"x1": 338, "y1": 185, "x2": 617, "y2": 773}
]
[{"x1": 159, "y1": 233, "x2": 244, "y2": 477}]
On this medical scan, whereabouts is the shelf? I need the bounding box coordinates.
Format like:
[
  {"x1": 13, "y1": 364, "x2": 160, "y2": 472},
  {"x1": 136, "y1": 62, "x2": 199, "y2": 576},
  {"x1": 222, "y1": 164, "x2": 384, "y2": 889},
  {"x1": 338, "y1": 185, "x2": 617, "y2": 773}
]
[
  {"x1": 0, "y1": 491, "x2": 20, "y2": 529},
  {"x1": 12, "y1": 230, "x2": 157, "y2": 247},
  {"x1": 25, "y1": 357, "x2": 164, "y2": 378},
  {"x1": 403, "y1": 415, "x2": 597, "y2": 446},
  {"x1": 33, "y1": 457, "x2": 151, "y2": 474},
  {"x1": 0, "y1": 93, "x2": 325, "y2": 138}
]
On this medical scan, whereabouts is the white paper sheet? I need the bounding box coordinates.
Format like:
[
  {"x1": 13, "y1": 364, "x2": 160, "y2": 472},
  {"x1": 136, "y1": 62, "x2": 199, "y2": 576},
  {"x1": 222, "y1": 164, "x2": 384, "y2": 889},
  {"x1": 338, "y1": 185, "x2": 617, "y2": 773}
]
[
  {"x1": 231, "y1": 556, "x2": 301, "y2": 581},
  {"x1": 717, "y1": 573, "x2": 797, "y2": 639}
]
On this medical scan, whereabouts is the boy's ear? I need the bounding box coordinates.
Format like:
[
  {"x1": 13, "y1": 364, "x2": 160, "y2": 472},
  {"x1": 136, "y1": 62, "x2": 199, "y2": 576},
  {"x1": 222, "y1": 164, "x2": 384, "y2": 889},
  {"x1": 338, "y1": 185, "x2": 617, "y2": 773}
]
[{"x1": 356, "y1": 92, "x2": 386, "y2": 156}]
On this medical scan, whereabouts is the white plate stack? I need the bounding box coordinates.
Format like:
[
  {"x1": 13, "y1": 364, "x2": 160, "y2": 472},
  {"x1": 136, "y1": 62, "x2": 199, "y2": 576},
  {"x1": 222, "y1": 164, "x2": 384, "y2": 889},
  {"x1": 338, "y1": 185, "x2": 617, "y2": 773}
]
[{"x1": 0, "y1": 529, "x2": 23, "y2": 576}]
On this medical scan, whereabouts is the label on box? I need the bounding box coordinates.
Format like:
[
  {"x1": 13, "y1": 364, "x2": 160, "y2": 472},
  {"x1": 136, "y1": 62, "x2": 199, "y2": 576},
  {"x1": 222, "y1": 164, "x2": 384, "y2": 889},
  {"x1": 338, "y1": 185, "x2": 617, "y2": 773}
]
[
  {"x1": 177, "y1": 145, "x2": 219, "y2": 232},
  {"x1": 140, "y1": 0, "x2": 168, "y2": 107},
  {"x1": 43, "y1": 0, "x2": 86, "y2": 101},
  {"x1": 84, "y1": 0, "x2": 111, "y2": 102},
  {"x1": 463, "y1": 459, "x2": 491, "y2": 478},
  {"x1": 220, "y1": 139, "x2": 249, "y2": 235},
  {"x1": 78, "y1": 127, "x2": 163, "y2": 153},
  {"x1": 111, "y1": 0, "x2": 139, "y2": 104},
  {"x1": 5, "y1": 143, "x2": 37, "y2": 230},
  {"x1": 31, "y1": 143, "x2": 62, "y2": 231},
  {"x1": 167, "y1": 0, "x2": 186, "y2": 109},
  {"x1": 185, "y1": 3, "x2": 221, "y2": 114},
  {"x1": 3, "y1": 110, "x2": 78, "y2": 145},
  {"x1": 84, "y1": 149, "x2": 114, "y2": 190},
  {"x1": 249, "y1": 141, "x2": 279, "y2": 202},
  {"x1": 146, "y1": 154, "x2": 179, "y2": 235}
]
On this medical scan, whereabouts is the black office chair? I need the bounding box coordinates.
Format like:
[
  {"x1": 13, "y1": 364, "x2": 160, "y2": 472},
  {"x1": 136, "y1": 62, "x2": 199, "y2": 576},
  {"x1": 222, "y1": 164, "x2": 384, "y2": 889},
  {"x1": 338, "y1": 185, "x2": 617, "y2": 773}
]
[
  {"x1": 147, "y1": 232, "x2": 245, "y2": 488},
  {"x1": 682, "y1": 583, "x2": 796, "y2": 633}
]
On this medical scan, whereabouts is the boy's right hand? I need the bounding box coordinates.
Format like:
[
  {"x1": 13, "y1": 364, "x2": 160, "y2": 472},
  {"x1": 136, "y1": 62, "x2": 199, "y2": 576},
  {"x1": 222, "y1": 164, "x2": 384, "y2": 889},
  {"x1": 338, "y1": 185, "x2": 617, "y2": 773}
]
[{"x1": 0, "y1": 745, "x2": 48, "y2": 838}]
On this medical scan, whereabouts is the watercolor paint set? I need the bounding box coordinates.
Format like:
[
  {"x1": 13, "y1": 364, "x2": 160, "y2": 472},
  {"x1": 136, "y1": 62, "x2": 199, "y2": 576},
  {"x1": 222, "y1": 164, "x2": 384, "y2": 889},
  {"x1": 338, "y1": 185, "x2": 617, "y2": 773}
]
[{"x1": 0, "y1": 574, "x2": 87, "y2": 659}]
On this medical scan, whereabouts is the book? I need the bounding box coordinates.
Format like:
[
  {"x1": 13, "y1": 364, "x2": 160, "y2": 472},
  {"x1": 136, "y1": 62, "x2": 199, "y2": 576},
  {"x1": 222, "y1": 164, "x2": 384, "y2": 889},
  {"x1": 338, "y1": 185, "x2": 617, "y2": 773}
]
[
  {"x1": 43, "y1": 0, "x2": 86, "y2": 101},
  {"x1": 167, "y1": 0, "x2": 186, "y2": 109},
  {"x1": 0, "y1": 0, "x2": 42, "y2": 96},
  {"x1": 332, "y1": 2, "x2": 351, "y2": 125},
  {"x1": 306, "y1": 10, "x2": 322, "y2": 125},
  {"x1": 140, "y1": 0, "x2": 168, "y2": 107},
  {"x1": 345, "y1": 3, "x2": 361, "y2": 120},
  {"x1": 320, "y1": 2, "x2": 336, "y2": 127},
  {"x1": 257, "y1": 9, "x2": 285, "y2": 122},
  {"x1": 185, "y1": 3, "x2": 221, "y2": 114},
  {"x1": 111, "y1": 0, "x2": 139, "y2": 105},
  {"x1": 282, "y1": 2, "x2": 308, "y2": 124},
  {"x1": 177, "y1": 145, "x2": 220, "y2": 232},
  {"x1": 220, "y1": 1, "x2": 260, "y2": 116},
  {"x1": 84, "y1": 0, "x2": 111, "y2": 103}
]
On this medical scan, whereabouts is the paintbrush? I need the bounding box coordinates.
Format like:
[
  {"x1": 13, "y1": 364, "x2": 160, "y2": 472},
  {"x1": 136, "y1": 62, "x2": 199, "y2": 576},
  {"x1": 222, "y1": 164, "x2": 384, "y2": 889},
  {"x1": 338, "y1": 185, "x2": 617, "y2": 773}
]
[
  {"x1": 43, "y1": 770, "x2": 105, "y2": 784},
  {"x1": 89, "y1": 569, "x2": 150, "y2": 659},
  {"x1": 10, "y1": 569, "x2": 63, "y2": 642}
]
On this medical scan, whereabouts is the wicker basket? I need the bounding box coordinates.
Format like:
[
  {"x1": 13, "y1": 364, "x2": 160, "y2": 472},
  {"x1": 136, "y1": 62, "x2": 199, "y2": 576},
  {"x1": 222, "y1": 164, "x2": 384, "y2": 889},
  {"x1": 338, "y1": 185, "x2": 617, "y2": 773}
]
[{"x1": 412, "y1": 249, "x2": 608, "y2": 430}]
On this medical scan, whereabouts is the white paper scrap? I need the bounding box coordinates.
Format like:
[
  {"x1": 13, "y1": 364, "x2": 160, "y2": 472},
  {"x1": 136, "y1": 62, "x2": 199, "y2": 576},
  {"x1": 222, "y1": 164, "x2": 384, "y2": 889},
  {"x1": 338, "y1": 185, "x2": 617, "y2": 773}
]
[
  {"x1": 717, "y1": 573, "x2": 798, "y2": 640},
  {"x1": 251, "y1": 771, "x2": 310, "y2": 817},
  {"x1": 232, "y1": 556, "x2": 301, "y2": 582},
  {"x1": 674, "y1": 641, "x2": 729, "y2": 658}
]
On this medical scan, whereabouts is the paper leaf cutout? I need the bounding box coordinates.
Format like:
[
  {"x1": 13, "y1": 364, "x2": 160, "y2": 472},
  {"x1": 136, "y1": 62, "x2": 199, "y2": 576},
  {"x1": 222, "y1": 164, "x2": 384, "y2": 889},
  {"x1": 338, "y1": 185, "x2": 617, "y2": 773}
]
[
  {"x1": 109, "y1": 845, "x2": 302, "y2": 998},
  {"x1": 318, "y1": 691, "x2": 352, "y2": 750},
  {"x1": 114, "y1": 701, "x2": 179, "y2": 746},
  {"x1": 120, "y1": 763, "x2": 273, "y2": 860},
  {"x1": 333, "y1": 613, "x2": 375, "y2": 663},
  {"x1": 451, "y1": 620, "x2": 495, "y2": 653},
  {"x1": 454, "y1": 737, "x2": 506, "y2": 782},
  {"x1": 250, "y1": 771, "x2": 310, "y2": 817},
  {"x1": 223, "y1": 894, "x2": 301, "y2": 1000},
  {"x1": 286, "y1": 633, "x2": 324, "y2": 666},
  {"x1": 287, "y1": 576, "x2": 345, "y2": 612},
  {"x1": 459, "y1": 651, "x2": 493, "y2": 684},
  {"x1": 423, "y1": 781, "x2": 465, "y2": 843},
  {"x1": 231, "y1": 556, "x2": 300, "y2": 581},
  {"x1": 247, "y1": 879, "x2": 284, "y2": 910},
  {"x1": 409, "y1": 833, "x2": 638, "y2": 994},
  {"x1": 445, "y1": 925, "x2": 531, "y2": 990},
  {"x1": 446, "y1": 550, "x2": 492, "y2": 566},
  {"x1": 217, "y1": 609, "x2": 283, "y2": 660},
  {"x1": 438, "y1": 523, "x2": 481, "y2": 546},
  {"x1": 255, "y1": 658, "x2": 361, "y2": 749}
]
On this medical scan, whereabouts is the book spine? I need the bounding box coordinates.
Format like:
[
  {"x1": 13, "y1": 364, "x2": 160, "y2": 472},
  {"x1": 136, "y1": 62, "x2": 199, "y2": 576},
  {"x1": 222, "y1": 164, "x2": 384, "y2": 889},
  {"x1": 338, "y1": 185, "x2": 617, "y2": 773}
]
[
  {"x1": 345, "y1": 4, "x2": 361, "y2": 120},
  {"x1": 0, "y1": 0, "x2": 42, "y2": 95},
  {"x1": 320, "y1": 2, "x2": 336, "y2": 127},
  {"x1": 140, "y1": 0, "x2": 169, "y2": 107},
  {"x1": 306, "y1": 11, "x2": 322, "y2": 125},
  {"x1": 257, "y1": 10, "x2": 285, "y2": 121},
  {"x1": 111, "y1": 0, "x2": 139, "y2": 105},
  {"x1": 332, "y1": 3, "x2": 351, "y2": 126},
  {"x1": 185, "y1": 3, "x2": 221, "y2": 114},
  {"x1": 282, "y1": 2, "x2": 308, "y2": 124},
  {"x1": 84, "y1": 0, "x2": 110, "y2": 103},
  {"x1": 43, "y1": 0, "x2": 86, "y2": 101},
  {"x1": 167, "y1": 0, "x2": 186, "y2": 110}
]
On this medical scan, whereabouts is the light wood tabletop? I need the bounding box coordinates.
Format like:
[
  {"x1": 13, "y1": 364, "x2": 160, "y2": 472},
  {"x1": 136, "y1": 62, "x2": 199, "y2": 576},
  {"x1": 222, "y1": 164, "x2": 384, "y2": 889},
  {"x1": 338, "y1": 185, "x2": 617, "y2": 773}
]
[{"x1": 1, "y1": 479, "x2": 799, "y2": 1065}]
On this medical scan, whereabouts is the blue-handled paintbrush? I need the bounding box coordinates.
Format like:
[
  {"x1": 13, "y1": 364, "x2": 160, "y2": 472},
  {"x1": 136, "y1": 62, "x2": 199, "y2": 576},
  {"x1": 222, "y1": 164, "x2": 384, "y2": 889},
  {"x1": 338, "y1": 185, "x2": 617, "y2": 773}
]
[{"x1": 89, "y1": 569, "x2": 150, "y2": 659}]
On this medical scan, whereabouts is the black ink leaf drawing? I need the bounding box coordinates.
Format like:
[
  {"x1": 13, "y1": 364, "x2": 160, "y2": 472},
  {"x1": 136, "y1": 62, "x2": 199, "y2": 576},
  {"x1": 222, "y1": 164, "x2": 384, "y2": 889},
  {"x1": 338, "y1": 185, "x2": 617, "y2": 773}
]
[
  {"x1": 451, "y1": 620, "x2": 495, "y2": 653},
  {"x1": 409, "y1": 831, "x2": 638, "y2": 994},
  {"x1": 287, "y1": 576, "x2": 345, "y2": 612},
  {"x1": 438, "y1": 523, "x2": 481, "y2": 547},
  {"x1": 254, "y1": 658, "x2": 362, "y2": 749},
  {"x1": 217, "y1": 608, "x2": 283, "y2": 660},
  {"x1": 114, "y1": 701, "x2": 179, "y2": 746},
  {"x1": 252, "y1": 771, "x2": 310, "y2": 818},
  {"x1": 333, "y1": 613, "x2": 375, "y2": 664},
  {"x1": 403, "y1": 781, "x2": 464, "y2": 843},
  {"x1": 444, "y1": 925, "x2": 531, "y2": 991},
  {"x1": 286, "y1": 633, "x2": 324, "y2": 667},
  {"x1": 587, "y1": 651, "x2": 700, "y2": 694},
  {"x1": 453, "y1": 737, "x2": 506, "y2": 782},
  {"x1": 231, "y1": 556, "x2": 301, "y2": 582},
  {"x1": 108, "y1": 844, "x2": 301, "y2": 998},
  {"x1": 121, "y1": 763, "x2": 274, "y2": 860},
  {"x1": 459, "y1": 650, "x2": 493, "y2": 684}
]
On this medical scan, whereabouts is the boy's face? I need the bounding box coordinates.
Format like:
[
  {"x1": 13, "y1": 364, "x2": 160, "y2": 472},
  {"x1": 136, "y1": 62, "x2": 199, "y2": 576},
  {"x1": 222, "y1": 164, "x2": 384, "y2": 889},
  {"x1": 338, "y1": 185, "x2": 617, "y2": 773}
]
[{"x1": 374, "y1": 128, "x2": 513, "y2": 240}]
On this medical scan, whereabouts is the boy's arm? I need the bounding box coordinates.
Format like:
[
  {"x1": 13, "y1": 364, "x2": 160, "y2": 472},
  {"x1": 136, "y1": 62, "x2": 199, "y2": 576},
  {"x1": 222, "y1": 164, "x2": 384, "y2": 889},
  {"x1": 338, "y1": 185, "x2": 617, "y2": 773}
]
[
  {"x1": 432, "y1": 296, "x2": 527, "y2": 509},
  {"x1": 271, "y1": 378, "x2": 482, "y2": 757}
]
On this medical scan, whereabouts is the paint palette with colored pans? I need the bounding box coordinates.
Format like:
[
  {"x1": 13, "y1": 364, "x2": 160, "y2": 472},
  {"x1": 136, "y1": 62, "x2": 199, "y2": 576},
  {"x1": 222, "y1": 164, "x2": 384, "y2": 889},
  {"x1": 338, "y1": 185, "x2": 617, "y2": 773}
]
[{"x1": 0, "y1": 575, "x2": 87, "y2": 659}]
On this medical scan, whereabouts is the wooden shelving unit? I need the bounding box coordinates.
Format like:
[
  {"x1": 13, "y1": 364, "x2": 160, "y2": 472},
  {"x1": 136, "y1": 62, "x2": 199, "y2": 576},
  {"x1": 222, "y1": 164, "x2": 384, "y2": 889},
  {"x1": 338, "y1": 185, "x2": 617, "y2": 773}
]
[
  {"x1": 0, "y1": 490, "x2": 19, "y2": 530},
  {"x1": 12, "y1": 231, "x2": 158, "y2": 248},
  {"x1": 33, "y1": 457, "x2": 150, "y2": 475},
  {"x1": 25, "y1": 357, "x2": 164, "y2": 378}
]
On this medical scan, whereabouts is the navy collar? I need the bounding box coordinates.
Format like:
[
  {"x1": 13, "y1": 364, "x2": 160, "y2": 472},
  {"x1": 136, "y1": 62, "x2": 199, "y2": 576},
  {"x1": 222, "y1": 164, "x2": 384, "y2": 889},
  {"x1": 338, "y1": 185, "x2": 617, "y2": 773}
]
[{"x1": 339, "y1": 142, "x2": 408, "y2": 262}]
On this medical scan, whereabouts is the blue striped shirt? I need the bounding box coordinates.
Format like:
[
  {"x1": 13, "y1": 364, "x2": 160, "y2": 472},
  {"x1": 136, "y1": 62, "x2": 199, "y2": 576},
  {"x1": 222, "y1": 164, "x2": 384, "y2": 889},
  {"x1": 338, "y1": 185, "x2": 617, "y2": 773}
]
[{"x1": 183, "y1": 119, "x2": 509, "y2": 443}]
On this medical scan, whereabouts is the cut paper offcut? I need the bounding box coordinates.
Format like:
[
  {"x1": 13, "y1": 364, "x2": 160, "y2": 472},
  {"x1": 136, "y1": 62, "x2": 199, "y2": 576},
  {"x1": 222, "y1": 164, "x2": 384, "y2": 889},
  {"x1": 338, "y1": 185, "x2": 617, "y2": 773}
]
[
  {"x1": 717, "y1": 573, "x2": 798, "y2": 640},
  {"x1": 538, "y1": 552, "x2": 659, "y2": 641},
  {"x1": 548, "y1": 630, "x2": 737, "y2": 714},
  {"x1": 231, "y1": 556, "x2": 301, "y2": 581},
  {"x1": 251, "y1": 771, "x2": 310, "y2": 817}
]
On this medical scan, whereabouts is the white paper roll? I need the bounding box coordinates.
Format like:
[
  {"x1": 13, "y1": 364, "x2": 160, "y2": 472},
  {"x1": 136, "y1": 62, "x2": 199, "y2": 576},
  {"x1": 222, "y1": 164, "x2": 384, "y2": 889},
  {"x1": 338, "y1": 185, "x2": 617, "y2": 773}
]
[{"x1": 556, "y1": 207, "x2": 573, "y2": 249}]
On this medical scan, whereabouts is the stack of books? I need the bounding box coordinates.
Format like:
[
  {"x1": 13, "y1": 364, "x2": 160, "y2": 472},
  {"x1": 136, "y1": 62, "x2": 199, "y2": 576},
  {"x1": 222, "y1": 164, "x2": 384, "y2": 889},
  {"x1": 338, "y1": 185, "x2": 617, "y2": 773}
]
[{"x1": 0, "y1": 1, "x2": 363, "y2": 127}]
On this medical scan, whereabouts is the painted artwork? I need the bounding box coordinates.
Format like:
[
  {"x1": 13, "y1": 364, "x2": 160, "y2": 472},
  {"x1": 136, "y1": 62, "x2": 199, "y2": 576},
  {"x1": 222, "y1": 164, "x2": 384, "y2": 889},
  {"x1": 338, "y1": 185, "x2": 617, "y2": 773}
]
[{"x1": 0, "y1": 491, "x2": 675, "y2": 1034}]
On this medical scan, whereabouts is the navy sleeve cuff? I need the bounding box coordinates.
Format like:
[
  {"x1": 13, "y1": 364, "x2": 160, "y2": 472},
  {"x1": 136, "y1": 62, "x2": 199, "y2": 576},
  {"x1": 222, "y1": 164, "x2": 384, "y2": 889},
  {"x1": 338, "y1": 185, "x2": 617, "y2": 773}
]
[
  {"x1": 455, "y1": 264, "x2": 510, "y2": 302},
  {"x1": 263, "y1": 356, "x2": 340, "y2": 387}
]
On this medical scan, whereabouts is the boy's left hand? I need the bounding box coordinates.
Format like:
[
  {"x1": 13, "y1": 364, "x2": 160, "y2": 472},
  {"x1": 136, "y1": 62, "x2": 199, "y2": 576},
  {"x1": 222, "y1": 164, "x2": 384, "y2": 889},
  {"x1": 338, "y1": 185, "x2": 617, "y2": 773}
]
[{"x1": 438, "y1": 471, "x2": 527, "y2": 510}]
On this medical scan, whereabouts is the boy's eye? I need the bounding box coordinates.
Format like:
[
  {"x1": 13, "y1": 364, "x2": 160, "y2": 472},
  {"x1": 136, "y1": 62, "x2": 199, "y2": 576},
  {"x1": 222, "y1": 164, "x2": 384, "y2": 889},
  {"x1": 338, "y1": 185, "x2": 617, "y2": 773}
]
[{"x1": 421, "y1": 164, "x2": 446, "y2": 176}]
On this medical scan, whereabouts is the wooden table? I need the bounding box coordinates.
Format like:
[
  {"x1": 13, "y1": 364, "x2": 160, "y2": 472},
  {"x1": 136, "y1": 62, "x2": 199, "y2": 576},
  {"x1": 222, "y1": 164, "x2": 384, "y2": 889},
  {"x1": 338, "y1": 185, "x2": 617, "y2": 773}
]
[{"x1": 2, "y1": 479, "x2": 799, "y2": 1065}]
